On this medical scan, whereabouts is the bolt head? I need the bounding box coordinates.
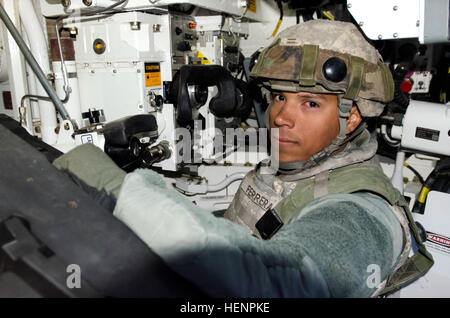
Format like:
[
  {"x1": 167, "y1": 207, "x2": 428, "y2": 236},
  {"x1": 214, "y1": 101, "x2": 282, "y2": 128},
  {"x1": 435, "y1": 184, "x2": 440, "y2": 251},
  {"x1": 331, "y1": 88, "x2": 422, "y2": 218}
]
[
  {"x1": 69, "y1": 27, "x2": 78, "y2": 35},
  {"x1": 153, "y1": 24, "x2": 161, "y2": 32},
  {"x1": 62, "y1": 0, "x2": 71, "y2": 8}
]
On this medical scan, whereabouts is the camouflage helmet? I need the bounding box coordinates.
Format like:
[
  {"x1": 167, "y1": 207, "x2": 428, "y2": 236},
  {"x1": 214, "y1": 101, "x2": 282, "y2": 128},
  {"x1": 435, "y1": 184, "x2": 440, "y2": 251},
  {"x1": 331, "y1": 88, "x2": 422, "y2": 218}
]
[{"x1": 250, "y1": 20, "x2": 394, "y2": 117}]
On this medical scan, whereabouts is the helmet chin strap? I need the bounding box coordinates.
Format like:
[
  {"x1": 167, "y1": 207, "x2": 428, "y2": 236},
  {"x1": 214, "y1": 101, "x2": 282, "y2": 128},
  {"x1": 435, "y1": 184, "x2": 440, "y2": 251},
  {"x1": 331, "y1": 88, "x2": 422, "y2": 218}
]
[{"x1": 273, "y1": 95, "x2": 360, "y2": 174}]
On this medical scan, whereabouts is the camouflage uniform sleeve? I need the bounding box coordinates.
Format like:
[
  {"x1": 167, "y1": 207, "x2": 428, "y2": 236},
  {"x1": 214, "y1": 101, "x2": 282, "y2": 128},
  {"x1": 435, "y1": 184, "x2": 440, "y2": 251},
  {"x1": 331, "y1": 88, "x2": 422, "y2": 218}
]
[
  {"x1": 113, "y1": 169, "x2": 402, "y2": 297},
  {"x1": 53, "y1": 143, "x2": 126, "y2": 200},
  {"x1": 113, "y1": 169, "x2": 330, "y2": 297}
]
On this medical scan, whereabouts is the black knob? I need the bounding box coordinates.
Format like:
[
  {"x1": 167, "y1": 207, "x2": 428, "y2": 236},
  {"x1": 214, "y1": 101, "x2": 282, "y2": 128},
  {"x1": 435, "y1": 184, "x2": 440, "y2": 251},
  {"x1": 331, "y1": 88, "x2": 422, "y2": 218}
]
[
  {"x1": 155, "y1": 95, "x2": 164, "y2": 107},
  {"x1": 82, "y1": 109, "x2": 104, "y2": 124},
  {"x1": 175, "y1": 27, "x2": 182, "y2": 35},
  {"x1": 224, "y1": 46, "x2": 238, "y2": 54},
  {"x1": 177, "y1": 41, "x2": 191, "y2": 52}
]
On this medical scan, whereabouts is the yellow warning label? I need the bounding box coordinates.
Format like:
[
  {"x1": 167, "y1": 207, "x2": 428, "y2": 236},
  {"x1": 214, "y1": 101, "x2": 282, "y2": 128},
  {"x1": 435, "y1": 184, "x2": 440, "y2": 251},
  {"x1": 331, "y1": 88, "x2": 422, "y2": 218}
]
[
  {"x1": 145, "y1": 64, "x2": 160, "y2": 72},
  {"x1": 145, "y1": 72, "x2": 161, "y2": 87},
  {"x1": 145, "y1": 62, "x2": 161, "y2": 87},
  {"x1": 248, "y1": 0, "x2": 257, "y2": 13},
  {"x1": 197, "y1": 50, "x2": 210, "y2": 65}
]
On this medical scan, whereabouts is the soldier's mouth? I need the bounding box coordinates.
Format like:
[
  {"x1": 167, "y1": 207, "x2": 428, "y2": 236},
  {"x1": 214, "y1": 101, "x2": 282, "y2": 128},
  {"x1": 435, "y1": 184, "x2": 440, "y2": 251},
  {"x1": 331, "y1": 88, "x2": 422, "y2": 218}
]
[{"x1": 276, "y1": 138, "x2": 298, "y2": 145}]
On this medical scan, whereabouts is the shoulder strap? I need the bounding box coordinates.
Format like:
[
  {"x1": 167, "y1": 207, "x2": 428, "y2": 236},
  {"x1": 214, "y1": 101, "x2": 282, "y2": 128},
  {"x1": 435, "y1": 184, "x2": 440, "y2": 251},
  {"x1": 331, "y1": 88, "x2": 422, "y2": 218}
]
[
  {"x1": 379, "y1": 206, "x2": 434, "y2": 296},
  {"x1": 274, "y1": 162, "x2": 400, "y2": 223}
]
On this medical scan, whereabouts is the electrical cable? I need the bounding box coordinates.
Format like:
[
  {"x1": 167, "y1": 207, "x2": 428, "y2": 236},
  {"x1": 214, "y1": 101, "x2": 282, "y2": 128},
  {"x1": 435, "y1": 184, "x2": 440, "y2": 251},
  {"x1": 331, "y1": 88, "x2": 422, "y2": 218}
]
[
  {"x1": 380, "y1": 124, "x2": 400, "y2": 146},
  {"x1": 392, "y1": 63, "x2": 410, "y2": 110},
  {"x1": 403, "y1": 162, "x2": 425, "y2": 185},
  {"x1": 270, "y1": 0, "x2": 283, "y2": 38},
  {"x1": 321, "y1": 10, "x2": 335, "y2": 20},
  {"x1": 232, "y1": 4, "x2": 248, "y2": 22}
]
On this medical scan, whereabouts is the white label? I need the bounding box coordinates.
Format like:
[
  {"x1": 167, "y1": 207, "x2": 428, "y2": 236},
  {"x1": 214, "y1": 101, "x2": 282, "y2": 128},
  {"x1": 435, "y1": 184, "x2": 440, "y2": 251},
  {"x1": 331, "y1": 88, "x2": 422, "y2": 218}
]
[
  {"x1": 280, "y1": 38, "x2": 302, "y2": 46},
  {"x1": 80, "y1": 134, "x2": 94, "y2": 144}
]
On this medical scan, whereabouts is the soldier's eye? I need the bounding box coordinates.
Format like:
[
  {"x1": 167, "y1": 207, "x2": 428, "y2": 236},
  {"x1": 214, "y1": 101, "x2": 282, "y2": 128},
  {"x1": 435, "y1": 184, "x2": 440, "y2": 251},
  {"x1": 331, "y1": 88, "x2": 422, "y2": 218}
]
[
  {"x1": 305, "y1": 101, "x2": 319, "y2": 108},
  {"x1": 273, "y1": 94, "x2": 285, "y2": 102}
]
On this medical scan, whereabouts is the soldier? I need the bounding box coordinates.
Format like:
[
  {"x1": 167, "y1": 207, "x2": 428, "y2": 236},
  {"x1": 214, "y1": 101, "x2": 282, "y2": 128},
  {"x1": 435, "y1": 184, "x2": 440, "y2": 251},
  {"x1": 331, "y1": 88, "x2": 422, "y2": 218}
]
[
  {"x1": 55, "y1": 20, "x2": 433, "y2": 297},
  {"x1": 223, "y1": 19, "x2": 433, "y2": 297}
]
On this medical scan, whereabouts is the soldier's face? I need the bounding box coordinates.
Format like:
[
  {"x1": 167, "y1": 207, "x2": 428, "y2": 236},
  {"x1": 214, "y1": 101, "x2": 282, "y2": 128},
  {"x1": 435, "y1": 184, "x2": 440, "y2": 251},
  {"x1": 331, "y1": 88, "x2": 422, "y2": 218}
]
[{"x1": 269, "y1": 91, "x2": 340, "y2": 162}]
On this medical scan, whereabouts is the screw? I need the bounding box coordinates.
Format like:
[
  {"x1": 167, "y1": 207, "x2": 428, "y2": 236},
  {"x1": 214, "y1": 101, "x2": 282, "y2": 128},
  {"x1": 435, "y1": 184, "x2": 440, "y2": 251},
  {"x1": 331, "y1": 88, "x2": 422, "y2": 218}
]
[
  {"x1": 378, "y1": 34, "x2": 383, "y2": 40},
  {"x1": 82, "y1": 0, "x2": 92, "y2": 6},
  {"x1": 69, "y1": 27, "x2": 78, "y2": 35},
  {"x1": 153, "y1": 24, "x2": 161, "y2": 32},
  {"x1": 347, "y1": 3, "x2": 352, "y2": 8},
  {"x1": 64, "y1": 123, "x2": 70, "y2": 130},
  {"x1": 359, "y1": 21, "x2": 364, "y2": 26},
  {"x1": 393, "y1": 33, "x2": 398, "y2": 38},
  {"x1": 130, "y1": 21, "x2": 141, "y2": 31},
  {"x1": 393, "y1": 5, "x2": 398, "y2": 10},
  {"x1": 61, "y1": 0, "x2": 71, "y2": 8}
]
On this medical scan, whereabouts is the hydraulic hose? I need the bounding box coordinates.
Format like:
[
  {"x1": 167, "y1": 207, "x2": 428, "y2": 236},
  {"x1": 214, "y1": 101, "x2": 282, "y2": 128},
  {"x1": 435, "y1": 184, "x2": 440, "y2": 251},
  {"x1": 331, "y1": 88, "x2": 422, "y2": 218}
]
[
  {"x1": 412, "y1": 158, "x2": 450, "y2": 213},
  {"x1": 0, "y1": 3, "x2": 72, "y2": 123}
]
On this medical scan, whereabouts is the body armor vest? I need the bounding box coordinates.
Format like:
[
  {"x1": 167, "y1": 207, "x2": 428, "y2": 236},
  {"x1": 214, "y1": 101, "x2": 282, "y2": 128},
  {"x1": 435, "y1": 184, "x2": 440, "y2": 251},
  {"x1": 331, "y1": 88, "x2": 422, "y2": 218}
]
[{"x1": 225, "y1": 158, "x2": 434, "y2": 297}]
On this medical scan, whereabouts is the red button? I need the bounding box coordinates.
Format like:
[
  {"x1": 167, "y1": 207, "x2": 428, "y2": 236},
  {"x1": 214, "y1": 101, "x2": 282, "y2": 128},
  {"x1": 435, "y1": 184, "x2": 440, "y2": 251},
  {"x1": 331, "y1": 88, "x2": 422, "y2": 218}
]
[{"x1": 400, "y1": 79, "x2": 413, "y2": 93}]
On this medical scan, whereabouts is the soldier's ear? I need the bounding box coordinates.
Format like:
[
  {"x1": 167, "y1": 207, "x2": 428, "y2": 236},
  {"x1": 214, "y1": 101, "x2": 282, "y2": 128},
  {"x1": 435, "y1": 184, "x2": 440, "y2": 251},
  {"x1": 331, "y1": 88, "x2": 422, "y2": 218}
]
[{"x1": 346, "y1": 105, "x2": 362, "y2": 134}]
